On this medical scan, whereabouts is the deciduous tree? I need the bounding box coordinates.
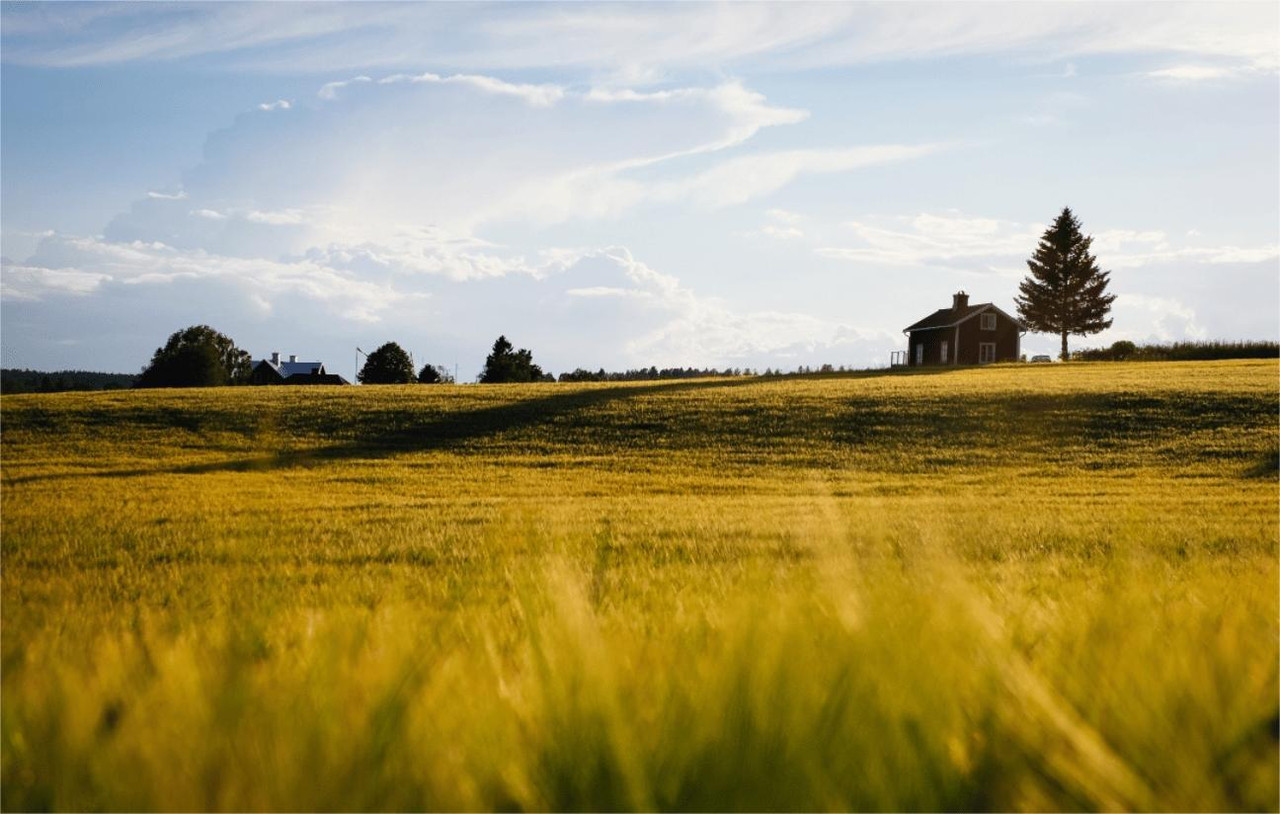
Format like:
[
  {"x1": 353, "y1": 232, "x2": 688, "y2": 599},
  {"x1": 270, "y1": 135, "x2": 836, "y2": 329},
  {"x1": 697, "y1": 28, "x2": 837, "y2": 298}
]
[
  {"x1": 136, "y1": 325, "x2": 251, "y2": 388},
  {"x1": 358, "y1": 342, "x2": 415, "y2": 384}
]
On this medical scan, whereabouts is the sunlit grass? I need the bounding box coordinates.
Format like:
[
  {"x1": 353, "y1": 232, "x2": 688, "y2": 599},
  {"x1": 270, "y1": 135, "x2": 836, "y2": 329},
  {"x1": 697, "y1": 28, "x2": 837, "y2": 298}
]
[{"x1": 2, "y1": 360, "x2": 1277, "y2": 811}]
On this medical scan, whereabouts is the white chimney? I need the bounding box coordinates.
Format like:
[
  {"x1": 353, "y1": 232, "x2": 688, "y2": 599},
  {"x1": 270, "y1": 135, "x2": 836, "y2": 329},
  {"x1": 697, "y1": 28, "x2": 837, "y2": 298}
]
[{"x1": 270, "y1": 351, "x2": 280, "y2": 365}]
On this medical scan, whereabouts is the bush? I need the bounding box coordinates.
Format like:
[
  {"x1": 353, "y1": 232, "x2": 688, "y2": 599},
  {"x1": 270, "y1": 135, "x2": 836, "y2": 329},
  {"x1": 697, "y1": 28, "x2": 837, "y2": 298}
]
[{"x1": 418, "y1": 364, "x2": 454, "y2": 384}]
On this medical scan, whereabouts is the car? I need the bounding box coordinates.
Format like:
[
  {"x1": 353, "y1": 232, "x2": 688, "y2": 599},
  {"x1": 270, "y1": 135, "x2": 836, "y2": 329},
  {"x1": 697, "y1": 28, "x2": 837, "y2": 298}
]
[{"x1": 1030, "y1": 354, "x2": 1053, "y2": 363}]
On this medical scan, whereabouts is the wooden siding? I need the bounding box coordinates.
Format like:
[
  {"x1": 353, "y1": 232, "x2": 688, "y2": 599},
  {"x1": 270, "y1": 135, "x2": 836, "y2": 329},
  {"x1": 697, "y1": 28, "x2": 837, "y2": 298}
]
[{"x1": 906, "y1": 308, "x2": 1021, "y2": 367}]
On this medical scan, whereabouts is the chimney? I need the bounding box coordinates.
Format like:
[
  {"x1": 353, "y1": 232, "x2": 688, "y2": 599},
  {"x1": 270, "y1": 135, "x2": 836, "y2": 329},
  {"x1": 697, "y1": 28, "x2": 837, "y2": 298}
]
[
  {"x1": 289, "y1": 354, "x2": 297, "y2": 363},
  {"x1": 270, "y1": 351, "x2": 280, "y2": 365},
  {"x1": 952, "y1": 291, "x2": 969, "y2": 311}
]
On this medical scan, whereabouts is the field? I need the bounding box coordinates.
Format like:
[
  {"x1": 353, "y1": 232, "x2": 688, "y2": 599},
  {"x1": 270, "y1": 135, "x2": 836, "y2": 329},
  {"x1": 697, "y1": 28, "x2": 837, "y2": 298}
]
[{"x1": 2, "y1": 360, "x2": 1277, "y2": 811}]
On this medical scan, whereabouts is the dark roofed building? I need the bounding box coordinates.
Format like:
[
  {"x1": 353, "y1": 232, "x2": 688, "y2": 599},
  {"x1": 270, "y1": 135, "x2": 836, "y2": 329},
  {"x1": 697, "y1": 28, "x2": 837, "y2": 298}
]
[
  {"x1": 250, "y1": 352, "x2": 349, "y2": 385},
  {"x1": 902, "y1": 292, "x2": 1024, "y2": 366}
]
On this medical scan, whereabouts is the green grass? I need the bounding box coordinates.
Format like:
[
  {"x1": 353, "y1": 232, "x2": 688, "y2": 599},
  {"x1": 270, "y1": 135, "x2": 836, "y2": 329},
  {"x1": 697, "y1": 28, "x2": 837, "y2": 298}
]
[{"x1": 2, "y1": 360, "x2": 1277, "y2": 811}]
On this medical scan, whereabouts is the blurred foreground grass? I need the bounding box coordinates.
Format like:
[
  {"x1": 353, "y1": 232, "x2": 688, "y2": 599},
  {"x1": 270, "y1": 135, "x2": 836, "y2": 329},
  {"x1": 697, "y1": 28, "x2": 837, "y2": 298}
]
[{"x1": 2, "y1": 360, "x2": 1277, "y2": 811}]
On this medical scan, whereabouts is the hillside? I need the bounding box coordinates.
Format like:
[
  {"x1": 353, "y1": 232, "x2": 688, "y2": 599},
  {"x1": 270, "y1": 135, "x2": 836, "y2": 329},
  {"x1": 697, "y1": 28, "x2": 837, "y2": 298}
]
[{"x1": 2, "y1": 360, "x2": 1277, "y2": 811}]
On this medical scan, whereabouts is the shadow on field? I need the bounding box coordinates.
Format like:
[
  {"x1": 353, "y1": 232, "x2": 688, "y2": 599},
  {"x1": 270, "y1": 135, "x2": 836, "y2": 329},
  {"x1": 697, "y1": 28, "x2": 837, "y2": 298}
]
[
  {"x1": 4, "y1": 377, "x2": 768, "y2": 483},
  {"x1": 4, "y1": 367, "x2": 1275, "y2": 485}
]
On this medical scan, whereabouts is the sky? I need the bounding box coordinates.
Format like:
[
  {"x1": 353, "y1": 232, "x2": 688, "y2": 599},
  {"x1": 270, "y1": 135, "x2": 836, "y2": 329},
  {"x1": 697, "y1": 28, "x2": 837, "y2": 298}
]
[{"x1": 2, "y1": 2, "x2": 1277, "y2": 380}]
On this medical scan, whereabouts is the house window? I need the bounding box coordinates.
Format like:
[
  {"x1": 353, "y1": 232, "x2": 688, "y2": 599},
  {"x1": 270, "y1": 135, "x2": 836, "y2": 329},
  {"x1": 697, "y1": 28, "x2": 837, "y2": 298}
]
[
  {"x1": 981, "y1": 313, "x2": 996, "y2": 331},
  {"x1": 915, "y1": 343, "x2": 923, "y2": 365},
  {"x1": 940, "y1": 340, "x2": 949, "y2": 364},
  {"x1": 979, "y1": 342, "x2": 996, "y2": 364}
]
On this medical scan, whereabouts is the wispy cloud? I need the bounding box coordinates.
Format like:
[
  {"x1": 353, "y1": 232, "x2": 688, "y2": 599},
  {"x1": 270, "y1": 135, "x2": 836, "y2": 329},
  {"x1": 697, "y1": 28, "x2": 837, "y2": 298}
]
[
  {"x1": 317, "y1": 75, "x2": 372, "y2": 100},
  {"x1": 375, "y1": 71, "x2": 565, "y2": 107},
  {"x1": 816, "y1": 212, "x2": 1279, "y2": 272},
  {"x1": 655, "y1": 145, "x2": 943, "y2": 210},
  {"x1": 4, "y1": 3, "x2": 1274, "y2": 78},
  {"x1": 257, "y1": 99, "x2": 292, "y2": 111},
  {"x1": 1144, "y1": 65, "x2": 1239, "y2": 81}
]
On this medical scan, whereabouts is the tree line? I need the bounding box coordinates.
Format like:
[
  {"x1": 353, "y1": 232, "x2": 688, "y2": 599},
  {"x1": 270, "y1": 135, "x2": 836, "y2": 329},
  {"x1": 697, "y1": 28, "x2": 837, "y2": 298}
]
[
  {"x1": 1, "y1": 369, "x2": 137, "y2": 394},
  {"x1": 1071, "y1": 340, "x2": 1278, "y2": 362}
]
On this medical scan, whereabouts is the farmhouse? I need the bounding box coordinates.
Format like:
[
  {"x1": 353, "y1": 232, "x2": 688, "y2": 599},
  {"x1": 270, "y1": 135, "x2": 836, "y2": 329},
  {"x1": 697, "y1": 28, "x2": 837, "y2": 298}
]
[
  {"x1": 902, "y1": 292, "x2": 1024, "y2": 366},
  {"x1": 250, "y1": 352, "x2": 349, "y2": 385}
]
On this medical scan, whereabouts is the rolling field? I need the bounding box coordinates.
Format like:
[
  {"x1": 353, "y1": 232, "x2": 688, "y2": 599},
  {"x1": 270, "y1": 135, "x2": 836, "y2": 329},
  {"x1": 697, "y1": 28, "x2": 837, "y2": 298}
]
[{"x1": 2, "y1": 360, "x2": 1277, "y2": 811}]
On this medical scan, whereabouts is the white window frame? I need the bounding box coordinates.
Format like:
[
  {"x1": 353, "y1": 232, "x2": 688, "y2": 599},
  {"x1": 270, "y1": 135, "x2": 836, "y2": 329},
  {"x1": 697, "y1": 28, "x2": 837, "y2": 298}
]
[
  {"x1": 979, "y1": 342, "x2": 996, "y2": 364},
  {"x1": 940, "y1": 340, "x2": 949, "y2": 364},
  {"x1": 915, "y1": 343, "x2": 923, "y2": 365},
  {"x1": 980, "y1": 313, "x2": 996, "y2": 331}
]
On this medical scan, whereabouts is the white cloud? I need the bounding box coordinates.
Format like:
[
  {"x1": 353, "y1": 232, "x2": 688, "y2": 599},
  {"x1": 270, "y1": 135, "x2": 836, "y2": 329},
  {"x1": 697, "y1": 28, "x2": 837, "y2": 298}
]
[
  {"x1": 317, "y1": 75, "x2": 371, "y2": 100},
  {"x1": 244, "y1": 208, "x2": 306, "y2": 226},
  {"x1": 817, "y1": 212, "x2": 1042, "y2": 271},
  {"x1": 760, "y1": 225, "x2": 805, "y2": 240},
  {"x1": 1145, "y1": 65, "x2": 1237, "y2": 81},
  {"x1": 375, "y1": 71, "x2": 565, "y2": 107},
  {"x1": 0, "y1": 263, "x2": 111, "y2": 301},
  {"x1": 542, "y1": 247, "x2": 897, "y2": 368},
  {"x1": 817, "y1": 212, "x2": 1279, "y2": 273},
  {"x1": 565, "y1": 286, "x2": 651, "y2": 299},
  {"x1": 191, "y1": 208, "x2": 228, "y2": 221},
  {"x1": 7, "y1": 233, "x2": 407, "y2": 322},
  {"x1": 146, "y1": 190, "x2": 187, "y2": 200},
  {"x1": 6, "y1": 3, "x2": 1274, "y2": 78},
  {"x1": 653, "y1": 144, "x2": 942, "y2": 210},
  {"x1": 1111, "y1": 294, "x2": 1207, "y2": 341},
  {"x1": 257, "y1": 99, "x2": 292, "y2": 111}
]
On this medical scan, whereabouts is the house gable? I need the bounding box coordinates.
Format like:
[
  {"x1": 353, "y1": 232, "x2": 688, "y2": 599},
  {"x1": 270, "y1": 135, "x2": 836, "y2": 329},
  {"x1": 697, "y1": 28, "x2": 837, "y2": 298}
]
[{"x1": 902, "y1": 292, "x2": 1024, "y2": 366}]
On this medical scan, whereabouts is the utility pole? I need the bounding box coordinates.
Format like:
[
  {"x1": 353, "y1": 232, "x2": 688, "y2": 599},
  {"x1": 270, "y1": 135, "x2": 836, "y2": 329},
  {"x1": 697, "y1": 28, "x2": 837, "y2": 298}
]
[{"x1": 355, "y1": 347, "x2": 367, "y2": 385}]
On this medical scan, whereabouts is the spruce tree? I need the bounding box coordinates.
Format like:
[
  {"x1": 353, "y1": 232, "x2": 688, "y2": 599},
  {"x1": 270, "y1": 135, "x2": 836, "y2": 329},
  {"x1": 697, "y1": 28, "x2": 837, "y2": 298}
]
[
  {"x1": 1016, "y1": 207, "x2": 1116, "y2": 360},
  {"x1": 478, "y1": 335, "x2": 545, "y2": 383}
]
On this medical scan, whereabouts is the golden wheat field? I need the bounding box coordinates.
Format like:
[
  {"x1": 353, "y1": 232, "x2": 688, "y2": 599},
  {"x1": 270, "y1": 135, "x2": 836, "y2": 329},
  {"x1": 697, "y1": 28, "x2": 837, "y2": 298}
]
[{"x1": 1, "y1": 360, "x2": 1277, "y2": 811}]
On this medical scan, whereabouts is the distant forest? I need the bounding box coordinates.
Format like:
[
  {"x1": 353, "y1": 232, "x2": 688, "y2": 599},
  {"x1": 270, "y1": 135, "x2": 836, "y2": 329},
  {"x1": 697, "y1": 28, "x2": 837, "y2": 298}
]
[
  {"x1": 1072, "y1": 340, "x2": 1279, "y2": 362},
  {"x1": 1, "y1": 369, "x2": 137, "y2": 394}
]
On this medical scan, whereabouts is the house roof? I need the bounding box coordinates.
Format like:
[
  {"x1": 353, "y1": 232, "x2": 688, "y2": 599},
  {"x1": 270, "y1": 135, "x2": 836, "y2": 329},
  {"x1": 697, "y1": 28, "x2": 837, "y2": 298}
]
[
  {"x1": 903, "y1": 303, "x2": 1023, "y2": 333},
  {"x1": 280, "y1": 360, "x2": 323, "y2": 377},
  {"x1": 253, "y1": 359, "x2": 325, "y2": 377}
]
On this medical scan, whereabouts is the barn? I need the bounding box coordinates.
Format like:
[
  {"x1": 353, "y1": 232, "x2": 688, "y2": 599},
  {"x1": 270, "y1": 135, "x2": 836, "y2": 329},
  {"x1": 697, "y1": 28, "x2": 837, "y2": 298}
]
[{"x1": 902, "y1": 292, "x2": 1024, "y2": 366}]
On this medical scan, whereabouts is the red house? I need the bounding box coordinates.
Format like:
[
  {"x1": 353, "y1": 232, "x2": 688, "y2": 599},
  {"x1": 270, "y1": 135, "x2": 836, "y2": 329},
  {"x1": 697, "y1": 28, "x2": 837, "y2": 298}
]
[{"x1": 902, "y1": 292, "x2": 1024, "y2": 366}]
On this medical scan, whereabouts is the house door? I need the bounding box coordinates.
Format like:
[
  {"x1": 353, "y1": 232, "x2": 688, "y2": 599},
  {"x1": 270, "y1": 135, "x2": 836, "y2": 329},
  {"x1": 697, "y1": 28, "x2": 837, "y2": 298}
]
[{"x1": 940, "y1": 340, "x2": 949, "y2": 364}]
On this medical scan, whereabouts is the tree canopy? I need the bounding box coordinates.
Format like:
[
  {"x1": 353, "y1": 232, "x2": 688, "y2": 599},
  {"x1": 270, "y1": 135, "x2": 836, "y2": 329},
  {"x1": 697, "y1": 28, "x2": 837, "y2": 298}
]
[
  {"x1": 358, "y1": 342, "x2": 416, "y2": 384},
  {"x1": 136, "y1": 325, "x2": 251, "y2": 388},
  {"x1": 1015, "y1": 207, "x2": 1116, "y2": 360},
  {"x1": 418, "y1": 363, "x2": 454, "y2": 384},
  {"x1": 478, "y1": 335, "x2": 548, "y2": 383}
]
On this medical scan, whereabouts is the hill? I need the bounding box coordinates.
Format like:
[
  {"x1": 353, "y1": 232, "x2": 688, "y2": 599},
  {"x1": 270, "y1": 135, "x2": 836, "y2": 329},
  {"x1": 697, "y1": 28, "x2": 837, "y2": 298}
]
[{"x1": 2, "y1": 360, "x2": 1277, "y2": 811}]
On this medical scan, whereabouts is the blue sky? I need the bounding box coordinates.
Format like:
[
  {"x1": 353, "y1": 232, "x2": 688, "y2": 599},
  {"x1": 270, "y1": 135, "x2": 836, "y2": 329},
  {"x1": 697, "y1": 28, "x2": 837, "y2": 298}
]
[{"x1": 2, "y1": 2, "x2": 1277, "y2": 379}]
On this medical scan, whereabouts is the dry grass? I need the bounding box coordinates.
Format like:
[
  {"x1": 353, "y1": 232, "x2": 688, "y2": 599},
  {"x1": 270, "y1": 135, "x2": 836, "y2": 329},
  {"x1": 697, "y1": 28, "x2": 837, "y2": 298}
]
[{"x1": 2, "y1": 360, "x2": 1277, "y2": 811}]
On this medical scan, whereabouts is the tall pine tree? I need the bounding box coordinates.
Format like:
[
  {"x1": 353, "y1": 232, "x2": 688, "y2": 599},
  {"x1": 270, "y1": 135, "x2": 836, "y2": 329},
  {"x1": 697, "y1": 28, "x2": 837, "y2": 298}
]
[{"x1": 1016, "y1": 207, "x2": 1115, "y2": 360}]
